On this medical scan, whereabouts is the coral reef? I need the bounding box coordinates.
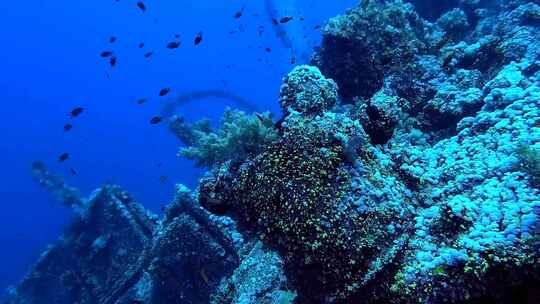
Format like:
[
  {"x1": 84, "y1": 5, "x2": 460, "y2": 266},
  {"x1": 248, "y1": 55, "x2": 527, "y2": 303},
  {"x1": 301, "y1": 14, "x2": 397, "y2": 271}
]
[
  {"x1": 518, "y1": 143, "x2": 540, "y2": 187},
  {"x1": 9, "y1": 1, "x2": 540, "y2": 303},
  {"x1": 279, "y1": 65, "x2": 338, "y2": 115},
  {"x1": 193, "y1": 1, "x2": 540, "y2": 302},
  {"x1": 8, "y1": 182, "x2": 289, "y2": 304},
  {"x1": 312, "y1": 0, "x2": 433, "y2": 101},
  {"x1": 197, "y1": 67, "x2": 413, "y2": 301},
  {"x1": 173, "y1": 108, "x2": 279, "y2": 168},
  {"x1": 211, "y1": 241, "x2": 295, "y2": 304},
  {"x1": 8, "y1": 186, "x2": 157, "y2": 304}
]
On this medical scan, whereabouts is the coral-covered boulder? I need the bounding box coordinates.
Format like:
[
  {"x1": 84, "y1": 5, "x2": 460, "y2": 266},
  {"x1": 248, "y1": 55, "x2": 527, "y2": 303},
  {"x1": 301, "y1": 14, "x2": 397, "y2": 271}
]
[
  {"x1": 313, "y1": 0, "x2": 431, "y2": 101},
  {"x1": 279, "y1": 65, "x2": 338, "y2": 115}
]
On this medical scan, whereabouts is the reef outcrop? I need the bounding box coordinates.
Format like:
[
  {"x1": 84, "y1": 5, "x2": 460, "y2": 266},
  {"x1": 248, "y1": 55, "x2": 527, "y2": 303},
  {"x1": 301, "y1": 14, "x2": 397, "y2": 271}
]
[
  {"x1": 193, "y1": 0, "x2": 540, "y2": 302},
  {"x1": 8, "y1": 1, "x2": 540, "y2": 303},
  {"x1": 8, "y1": 181, "x2": 290, "y2": 304}
]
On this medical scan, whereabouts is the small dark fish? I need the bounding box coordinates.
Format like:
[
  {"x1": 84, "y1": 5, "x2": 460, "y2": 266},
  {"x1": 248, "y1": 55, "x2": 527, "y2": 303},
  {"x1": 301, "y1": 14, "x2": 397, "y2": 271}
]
[
  {"x1": 299, "y1": 16, "x2": 305, "y2": 21},
  {"x1": 70, "y1": 107, "x2": 84, "y2": 117},
  {"x1": 136, "y1": 1, "x2": 146, "y2": 12},
  {"x1": 137, "y1": 98, "x2": 147, "y2": 105},
  {"x1": 265, "y1": 47, "x2": 272, "y2": 52},
  {"x1": 314, "y1": 25, "x2": 321, "y2": 30},
  {"x1": 280, "y1": 16, "x2": 293, "y2": 23},
  {"x1": 138, "y1": 42, "x2": 145, "y2": 48},
  {"x1": 442, "y1": 52, "x2": 454, "y2": 68},
  {"x1": 233, "y1": 8, "x2": 244, "y2": 18},
  {"x1": 70, "y1": 168, "x2": 77, "y2": 175},
  {"x1": 157, "y1": 162, "x2": 163, "y2": 168},
  {"x1": 271, "y1": 18, "x2": 278, "y2": 25},
  {"x1": 58, "y1": 153, "x2": 69, "y2": 162},
  {"x1": 158, "y1": 88, "x2": 170, "y2": 96},
  {"x1": 64, "y1": 123, "x2": 73, "y2": 132},
  {"x1": 290, "y1": 55, "x2": 297, "y2": 64},
  {"x1": 194, "y1": 31, "x2": 203, "y2": 46},
  {"x1": 159, "y1": 175, "x2": 168, "y2": 183},
  {"x1": 100, "y1": 51, "x2": 113, "y2": 57},
  {"x1": 105, "y1": 71, "x2": 111, "y2": 79},
  {"x1": 255, "y1": 113, "x2": 265, "y2": 122},
  {"x1": 166, "y1": 41, "x2": 180, "y2": 49},
  {"x1": 144, "y1": 51, "x2": 153, "y2": 58},
  {"x1": 110, "y1": 56, "x2": 117, "y2": 67},
  {"x1": 175, "y1": 34, "x2": 180, "y2": 39},
  {"x1": 109, "y1": 36, "x2": 116, "y2": 43},
  {"x1": 150, "y1": 116, "x2": 163, "y2": 124}
]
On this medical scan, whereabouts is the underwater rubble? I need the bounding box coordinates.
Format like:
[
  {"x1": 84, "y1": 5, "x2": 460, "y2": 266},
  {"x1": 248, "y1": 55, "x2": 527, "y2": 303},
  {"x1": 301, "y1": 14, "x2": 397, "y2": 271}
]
[{"x1": 8, "y1": 0, "x2": 540, "y2": 303}]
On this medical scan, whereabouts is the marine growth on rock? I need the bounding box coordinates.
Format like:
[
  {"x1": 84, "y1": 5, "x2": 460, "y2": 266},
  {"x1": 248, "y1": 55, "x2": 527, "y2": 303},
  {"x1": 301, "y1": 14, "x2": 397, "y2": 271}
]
[{"x1": 8, "y1": 1, "x2": 540, "y2": 304}]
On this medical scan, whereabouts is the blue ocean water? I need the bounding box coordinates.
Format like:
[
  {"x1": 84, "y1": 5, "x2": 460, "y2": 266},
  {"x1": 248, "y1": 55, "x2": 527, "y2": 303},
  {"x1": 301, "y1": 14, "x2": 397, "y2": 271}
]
[{"x1": 0, "y1": 0, "x2": 357, "y2": 299}]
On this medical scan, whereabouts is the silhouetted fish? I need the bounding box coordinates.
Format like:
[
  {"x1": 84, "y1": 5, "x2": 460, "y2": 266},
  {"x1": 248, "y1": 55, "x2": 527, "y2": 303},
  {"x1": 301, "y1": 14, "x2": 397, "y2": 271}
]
[
  {"x1": 166, "y1": 41, "x2": 180, "y2": 49},
  {"x1": 138, "y1": 42, "x2": 145, "y2": 48},
  {"x1": 150, "y1": 116, "x2": 163, "y2": 124},
  {"x1": 136, "y1": 2, "x2": 146, "y2": 12},
  {"x1": 144, "y1": 51, "x2": 153, "y2": 58},
  {"x1": 64, "y1": 123, "x2": 73, "y2": 132},
  {"x1": 70, "y1": 107, "x2": 84, "y2": 117},
  {"x1": 70, "y1": 168, "x2": 77, "y2": 175},
  {"x1": 109, "y1": 36, "x2": 116, "y2": 43},
  {"x1": 58, "y1": 153, "x2": 69, "y2": 162},
  {"x1": 280, "y1": 16, "x2": 293, "y2": 23},
  {"x1": 194, "y1": 31, "x2": 203, "y2": 46},
  {"x1": 159, "y1": 88, "x2": 170, "y2": 96},
  {"x1": 100, "y1": 51, "x2": 113, "y2": 57},
  {"x1": 159, "y1": 175, "x2": 168, "y2": 183},
  {"x1": 137, "y1": 98, "x2": 147, "y2": 105},
  {"x1": 234, "y1": 8, "x2": 244, "y2": 18},
  {"x1": 110, "y1": 56, "x2": 117, "y2": 67}
]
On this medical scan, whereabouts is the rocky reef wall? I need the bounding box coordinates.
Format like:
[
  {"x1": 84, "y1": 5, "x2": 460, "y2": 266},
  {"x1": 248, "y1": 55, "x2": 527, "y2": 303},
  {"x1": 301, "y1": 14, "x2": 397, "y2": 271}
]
[{"x1": 7, "y1": 0, "x2": 540, "y2": 303}]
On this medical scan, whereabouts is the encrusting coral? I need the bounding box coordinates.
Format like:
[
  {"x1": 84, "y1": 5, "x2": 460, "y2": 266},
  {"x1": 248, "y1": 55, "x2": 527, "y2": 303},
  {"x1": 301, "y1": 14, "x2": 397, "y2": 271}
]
[
  {"x1": 10, "y1": 1, "x2": 540, "y2": 304},
  {"x1": 188, "y1": 1, "x2": 540, "y2": 302},
  {"x1": 196, "y1": 67, "x2": 413, "y2": 301}
]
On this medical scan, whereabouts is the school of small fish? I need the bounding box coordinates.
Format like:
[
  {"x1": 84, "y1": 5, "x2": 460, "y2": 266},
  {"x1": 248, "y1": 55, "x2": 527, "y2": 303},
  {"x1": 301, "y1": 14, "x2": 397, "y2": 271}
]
[{"x1": 57, "y1": 1, "x2": 321, "y2": 182}]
